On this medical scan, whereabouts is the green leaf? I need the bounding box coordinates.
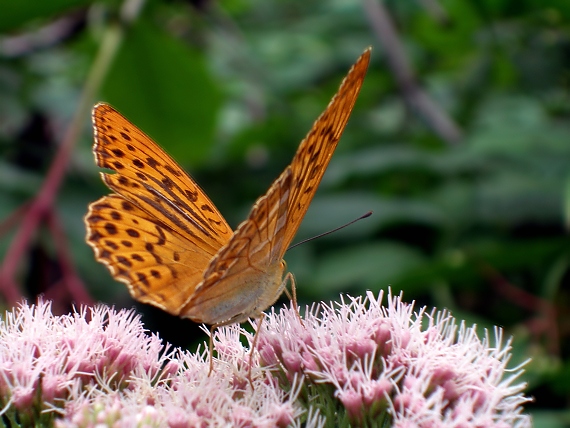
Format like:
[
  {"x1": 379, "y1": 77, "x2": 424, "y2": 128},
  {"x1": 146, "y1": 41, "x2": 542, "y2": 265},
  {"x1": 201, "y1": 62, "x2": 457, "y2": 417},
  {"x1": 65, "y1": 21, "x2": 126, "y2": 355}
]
[
  {"x1": 100, "y1": 20, "x2": 223, "y2": 166},
  {"x1": 312, "y1": 243, "x2": 426, "y2": 296},
  {"x1": 301, "y1": 193, "x2": 444, "y2": 239}
]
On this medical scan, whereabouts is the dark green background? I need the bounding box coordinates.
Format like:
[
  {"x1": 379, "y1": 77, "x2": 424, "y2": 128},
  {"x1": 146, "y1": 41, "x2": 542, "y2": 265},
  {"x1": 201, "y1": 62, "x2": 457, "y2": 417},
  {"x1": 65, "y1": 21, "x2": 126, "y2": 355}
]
[{"x1": 0, "y1": 0, "x2": 569, "y2": 424}]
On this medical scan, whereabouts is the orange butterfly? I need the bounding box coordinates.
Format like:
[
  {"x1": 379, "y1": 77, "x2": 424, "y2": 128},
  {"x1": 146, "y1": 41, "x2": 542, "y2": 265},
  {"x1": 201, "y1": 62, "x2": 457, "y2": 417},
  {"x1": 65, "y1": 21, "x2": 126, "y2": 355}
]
[{"x1": 85, "y1": 48, "x2": 370, "y2": 368}]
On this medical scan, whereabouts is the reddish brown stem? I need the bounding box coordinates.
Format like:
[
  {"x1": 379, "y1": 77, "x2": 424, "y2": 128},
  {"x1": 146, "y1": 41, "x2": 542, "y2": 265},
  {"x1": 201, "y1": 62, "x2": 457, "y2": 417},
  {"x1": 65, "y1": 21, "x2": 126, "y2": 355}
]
[
  {"x1": 0, "y1": 202, "x2": 31, "y2": 238},
  {"x1": 362, "y1": 0, "x2": 463, "y2": 145},
  {"x1": 0, "y1": 103, "x2": 83, "y2": 305},
  {"x1": 0, "y1": 0, "x2": 143, "y2": 307},
  {"x1": 480, "y1": 262, "x2": 559, "y2": 355},
  {"x1": 45, "y1": 210, "x2": 94, "y2": 306}
]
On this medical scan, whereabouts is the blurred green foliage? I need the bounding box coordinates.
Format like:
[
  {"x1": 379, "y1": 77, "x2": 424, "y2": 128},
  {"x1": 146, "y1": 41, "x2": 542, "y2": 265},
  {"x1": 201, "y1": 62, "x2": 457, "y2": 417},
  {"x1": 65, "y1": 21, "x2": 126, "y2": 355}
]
[{"x1": 1, "y1": 0, "x2": 569, "y2": 423}]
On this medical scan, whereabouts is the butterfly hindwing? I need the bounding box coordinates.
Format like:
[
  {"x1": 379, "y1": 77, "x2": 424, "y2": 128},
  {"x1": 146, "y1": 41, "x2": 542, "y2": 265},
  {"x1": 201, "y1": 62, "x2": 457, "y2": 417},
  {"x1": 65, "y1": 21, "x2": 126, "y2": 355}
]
[
  {"x1": 85, "y1": 195, "x2": 212, "y2": 315},
  {"x1": 181, "y1": 168, "x2": 293, "y2": 324}
]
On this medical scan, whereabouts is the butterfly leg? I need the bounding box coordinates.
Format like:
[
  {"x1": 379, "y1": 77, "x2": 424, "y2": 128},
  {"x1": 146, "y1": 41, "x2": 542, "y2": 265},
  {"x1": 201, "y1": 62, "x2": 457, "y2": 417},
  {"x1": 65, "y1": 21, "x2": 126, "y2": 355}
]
[
  {"x1": 283, "y1": 271, "x2": 304, "y2": 326},
  {"x1": 246, "y1": 315, "x2": 265, "y2": 388},
  {"x1": 208, "y1": 321, "x2": 243, "y2": 377},
  {"x1": 208, "y1": 324, "x2": 217, "y2": 375},
  {"x1": 208, "y1": 316, "x2": 263, "y2": 383}
]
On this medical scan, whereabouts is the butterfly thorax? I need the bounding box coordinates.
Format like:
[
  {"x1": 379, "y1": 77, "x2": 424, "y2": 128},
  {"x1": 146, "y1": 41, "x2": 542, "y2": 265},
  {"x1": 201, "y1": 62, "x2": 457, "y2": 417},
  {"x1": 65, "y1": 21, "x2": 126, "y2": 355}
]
[{"x1": 179, "y1": 259, "x2": 287, "y2": 326}]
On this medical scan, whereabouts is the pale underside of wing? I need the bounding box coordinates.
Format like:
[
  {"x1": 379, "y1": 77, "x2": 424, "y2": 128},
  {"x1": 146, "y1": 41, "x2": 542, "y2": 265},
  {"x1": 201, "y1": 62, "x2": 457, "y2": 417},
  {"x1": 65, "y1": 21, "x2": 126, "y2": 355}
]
[
  {"x1": 92, "y1": 103, "x2": 233, "y2": 254},
  {"x1": 85, "y1": 194, "x2": 211, "y2": 315},
  {"x1": 180, "y1": 168, "x2": 293, "y2": 324}
]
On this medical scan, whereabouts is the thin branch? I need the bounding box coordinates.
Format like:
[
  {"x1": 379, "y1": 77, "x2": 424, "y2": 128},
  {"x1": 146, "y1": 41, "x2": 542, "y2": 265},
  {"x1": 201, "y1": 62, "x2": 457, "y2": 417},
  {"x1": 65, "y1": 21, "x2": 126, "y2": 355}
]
[
  {"x1": 479, "y1": 262, "x2": 559, "y2": 356},
  {"x1": 45, "y1": 210, "x2": 94, "y2": 306},
  {"x1": 0, "y1": 11, "x2": 86, "y2": 58},
  {"x1": 0, "y1": 202, "x2": 30, "y2": 238},
  {"x1": 362, "y1": 0, "x2": 463, "y2": 145}
]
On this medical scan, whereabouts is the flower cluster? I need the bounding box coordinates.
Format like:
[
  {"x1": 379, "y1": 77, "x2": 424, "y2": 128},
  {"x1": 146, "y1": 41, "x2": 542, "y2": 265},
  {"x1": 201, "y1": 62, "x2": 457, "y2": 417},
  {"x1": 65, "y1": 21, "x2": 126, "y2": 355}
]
[
  {"x1": 0, "y1": 301, "x2": 169, "y2": 426},
  {"x1": 0, "y1": 292, "x2": 532, "y2": 427},
  {"x1": 257, "y1": 291, "x2": 532, "y2": 428},
  {"x1": 0, "y1": 301, "x2": 302, "y2": 427}
]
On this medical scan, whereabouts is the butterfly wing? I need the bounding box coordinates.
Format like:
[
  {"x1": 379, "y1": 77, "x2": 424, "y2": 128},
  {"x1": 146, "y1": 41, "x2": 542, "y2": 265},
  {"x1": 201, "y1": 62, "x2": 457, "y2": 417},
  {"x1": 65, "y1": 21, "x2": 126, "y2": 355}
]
[
  {"x1": 85, "y1": 104, "x2": 233, "y2": 315},
  {"x1": 86, "y1": 195, "x2": 213, "y2": 314},
  {"x1": 182, "y1": 48, "x2": 371, "y2": 324},
  {"x1": 91, "y1": 103, "x2": 232, "y2": 251},
  {"x1": 282, "y1": 48, "x2": 370, "y2": 251}
]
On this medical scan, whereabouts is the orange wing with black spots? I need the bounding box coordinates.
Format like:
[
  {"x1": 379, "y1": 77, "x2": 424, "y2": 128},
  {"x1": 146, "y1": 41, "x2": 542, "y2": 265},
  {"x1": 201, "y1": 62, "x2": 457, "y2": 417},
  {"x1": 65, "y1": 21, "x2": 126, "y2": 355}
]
[
  {"x1": 86, "y1": 104, "x2": 233, "y2": 315},
  {"x1": 92, "y1": 103, "x2": 232, "y2": 253},
  {"x1": 280, "y1": 49, "x2": 370, "y2": 254},
  {"x1": 86, "y1": 194, "x2": 215, "y2": 314}
]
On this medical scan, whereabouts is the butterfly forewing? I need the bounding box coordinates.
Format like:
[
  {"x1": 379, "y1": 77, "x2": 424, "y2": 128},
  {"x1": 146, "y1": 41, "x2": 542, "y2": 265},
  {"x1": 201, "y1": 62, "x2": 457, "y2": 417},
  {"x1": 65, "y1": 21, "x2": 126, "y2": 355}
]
[
  {"x1": 182, "y1": 49, "x2": 371, "y2": 323},
  {"x1": 92, "y1": 103, "x2": 232, "y2": 252},
  {"x1": 87, "y1": 103, "x2": 234, "y2": 313},
  {"x1": 281, "y1": 49, "x2": 370, "y2": 252}
]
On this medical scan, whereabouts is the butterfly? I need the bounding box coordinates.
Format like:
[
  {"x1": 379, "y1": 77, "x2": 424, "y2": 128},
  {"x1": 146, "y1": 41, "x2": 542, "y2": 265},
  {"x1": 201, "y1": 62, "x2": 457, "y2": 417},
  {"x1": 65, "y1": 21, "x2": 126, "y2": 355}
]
[{"x1": 85, "y1": 48, "x2": 370, "y2": 369}]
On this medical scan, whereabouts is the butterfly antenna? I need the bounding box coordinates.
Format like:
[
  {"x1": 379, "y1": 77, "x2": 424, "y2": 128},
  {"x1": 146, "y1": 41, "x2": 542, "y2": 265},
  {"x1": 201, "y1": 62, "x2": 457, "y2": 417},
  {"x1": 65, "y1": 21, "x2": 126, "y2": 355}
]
[{"x1": 287, "y1": 211, "x2": 372, "y2": 251}]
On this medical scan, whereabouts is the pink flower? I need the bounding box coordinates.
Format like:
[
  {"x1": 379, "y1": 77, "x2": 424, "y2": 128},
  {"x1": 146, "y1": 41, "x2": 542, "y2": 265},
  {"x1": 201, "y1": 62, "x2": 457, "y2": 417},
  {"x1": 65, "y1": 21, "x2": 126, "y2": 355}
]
[
  {"x1": 0, "y1": 300, "x2": 303, "y2": 427},
  {"x1": 0, "y1": 291, "x2": 531, "y2": 427},
  {"x1": 257, "y1": 290, "x2": 532, "y2": 427},
  {"x1": 0, "y1": 300, "x2": 169, "y2": 423}
]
